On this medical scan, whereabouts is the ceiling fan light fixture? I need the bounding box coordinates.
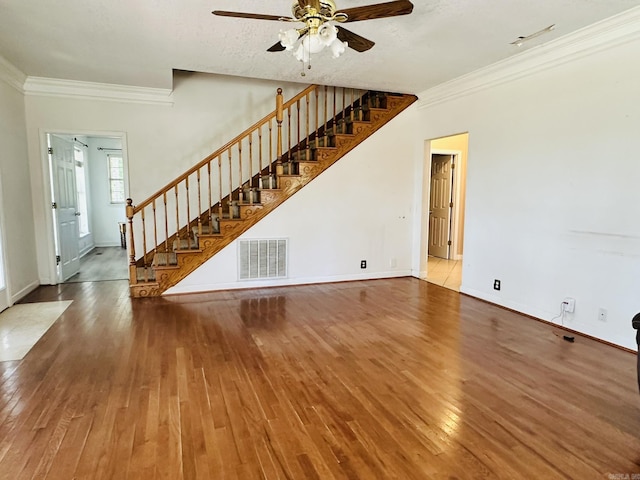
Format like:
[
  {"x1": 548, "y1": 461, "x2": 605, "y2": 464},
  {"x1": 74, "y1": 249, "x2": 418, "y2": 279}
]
[
  {"x1": 285, "y1": 23, "x2": 347, "y2": 66},
  {"x1": 329, "y1": 37, "x2": 347, "y2": 58},
  {"x1": 318, "y1": 23, "x2": 337, "y2": 44},
  {"x1": 279, "y1": 28, "x2": 300, "y2": 50}
]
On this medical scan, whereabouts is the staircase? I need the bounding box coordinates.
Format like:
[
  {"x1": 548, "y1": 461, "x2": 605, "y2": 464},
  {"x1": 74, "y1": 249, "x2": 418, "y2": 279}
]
[{"x1": 127, "y1": 85, "x2": 417, "y2": 297}]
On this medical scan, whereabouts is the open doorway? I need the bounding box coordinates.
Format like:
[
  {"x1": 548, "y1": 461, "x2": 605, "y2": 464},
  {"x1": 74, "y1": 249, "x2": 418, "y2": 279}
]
[
  {"x1": 420, "y1": 133, "x2": 469, "y2": 291},
  {"x1": 46, "y1": 132, "x2": 129, "y2": 283}
]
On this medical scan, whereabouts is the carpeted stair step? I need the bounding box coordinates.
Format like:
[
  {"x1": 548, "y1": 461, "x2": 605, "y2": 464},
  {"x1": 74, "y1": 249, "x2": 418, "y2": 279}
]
[
  {"x1": 173, "y1": 237, "x2": 199, "y2": 251},
  {"x1": 290, "y1": 149, "x2": 316, "y2": 162},
  {"x1": 240, "y1": 187, "x2": 261, "y2": 205},
  {"x1": 260, "y1": 175, "x2": 278, "y2": 190},
  {"x1": 136, "y1": 266, "x2": 156, "y2": 282},
  {"x1": 192, "y1": 224, "x2": 220, "y2": 237},
  {"x1": 153, "y1": 251, "x2": 177, "y2": 266}
]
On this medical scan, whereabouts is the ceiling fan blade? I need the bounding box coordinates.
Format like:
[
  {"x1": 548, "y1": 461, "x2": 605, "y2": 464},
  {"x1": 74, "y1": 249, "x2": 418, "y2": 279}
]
[
  {"x1": 267, "y1": 42, "x2": 287, "y2": 52},
  {"x1": 267, "y1": 29, "x2": 307, "y2": 52},
  {"x1": 339, "y1": 0, "x2": 414, "y2": 23},
  {"x1": 336, "y1": 26, "x2": 375, "y2": 52},
  {"x1": 212, "y1": 10, "x2": 286, "y2": 22}
]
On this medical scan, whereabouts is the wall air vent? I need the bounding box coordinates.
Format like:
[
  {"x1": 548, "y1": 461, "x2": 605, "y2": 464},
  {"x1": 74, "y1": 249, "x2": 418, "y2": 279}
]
[{"x1": 238, "y1": 239, "x2": 288, "y2": 280}]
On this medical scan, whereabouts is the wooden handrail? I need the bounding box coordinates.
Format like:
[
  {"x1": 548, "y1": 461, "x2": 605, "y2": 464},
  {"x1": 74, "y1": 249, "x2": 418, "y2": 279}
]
[{"x1": 132, "y1": 84, "x2": 318, "y2": 214}]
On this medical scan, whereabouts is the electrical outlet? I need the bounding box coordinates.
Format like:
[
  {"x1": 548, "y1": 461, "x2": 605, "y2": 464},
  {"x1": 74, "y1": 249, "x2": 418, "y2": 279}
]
[
  {"x1": 493, "y1": 279, "x2": 501, "y2": 291},
  {"x1": 598, "y1": 308, "x2": 607, "y2": 322},
  {"x1": 360, "y1": 260, "x2": 367, "y2": 269},
  {"x1": 563, "y1": 297, "x2": 575, "y2": 313}
]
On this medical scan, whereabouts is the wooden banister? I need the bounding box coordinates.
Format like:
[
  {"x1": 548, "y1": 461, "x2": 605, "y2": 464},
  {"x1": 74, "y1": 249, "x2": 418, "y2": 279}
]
[{"x1": 132, "y1": 85, "x2": 317, "y2": 214}]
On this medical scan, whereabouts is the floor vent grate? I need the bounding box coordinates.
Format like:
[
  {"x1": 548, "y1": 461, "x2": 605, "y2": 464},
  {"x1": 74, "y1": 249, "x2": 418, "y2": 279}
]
[{"x1": 238, "y1": 239, "x2": 287, "y2": 280}]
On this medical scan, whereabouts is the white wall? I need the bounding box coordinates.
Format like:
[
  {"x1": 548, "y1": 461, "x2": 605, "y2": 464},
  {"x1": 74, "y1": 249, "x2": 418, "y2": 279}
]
[
  {"x1": 86, "y1": 136, "x2": 125, "y2": 246},
  {"x1": 166, "y1": 106, "x2": 420, "y2": 294},
  {"x1": 24, "y1": 72, "x2": 303, "y2": 284},
  {"x1": 0, "y1": 70, "x2": 39, "y2": 301},
  {"x1": 415, "y1": 30, "x2": 640, "y2": 349}
]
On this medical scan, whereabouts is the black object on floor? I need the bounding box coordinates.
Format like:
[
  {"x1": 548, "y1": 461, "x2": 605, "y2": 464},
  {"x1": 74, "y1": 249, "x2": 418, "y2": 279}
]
[
  {"x1": 633, "y1": 313, "x2": 640, "y2": 394},
  {"x1": 563, "y1": 335, "x2": 575, "y2": 343}
]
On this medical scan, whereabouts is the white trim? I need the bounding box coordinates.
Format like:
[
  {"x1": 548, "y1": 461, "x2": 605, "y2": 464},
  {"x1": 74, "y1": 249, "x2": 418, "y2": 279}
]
[
  {"x1": 23, "y1": 77, "x2": 174, "y2": 105},
  {"x1": 0, "y1": 55, "x2": 26, "y2": 93},
  {"x1": 417, "y1": 6, "x2": 640, "y2": 109},
  {"x1": 415, "y1": 139, "x2": 432, "y2": 277},
  {"x1": 461, "y1": 286, "x2": 564, "y2": 326},
  {"x1": 0, "y1": 168, "x2": 12, "y2": 310},
  {"x1": 10, "y1": 280, "x2": 39, "y2": 304}
]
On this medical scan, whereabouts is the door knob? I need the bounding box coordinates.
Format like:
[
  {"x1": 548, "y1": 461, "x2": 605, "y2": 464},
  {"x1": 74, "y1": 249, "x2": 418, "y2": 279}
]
[{"x1": 74, "y1": 212, "x2": 81, "y2": 216}]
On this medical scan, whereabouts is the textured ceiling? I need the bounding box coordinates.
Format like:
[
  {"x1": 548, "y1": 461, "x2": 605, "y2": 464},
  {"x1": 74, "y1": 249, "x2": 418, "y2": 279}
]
[{"x1": 1, "y1": 0, "x2": 639, "y2": 94}]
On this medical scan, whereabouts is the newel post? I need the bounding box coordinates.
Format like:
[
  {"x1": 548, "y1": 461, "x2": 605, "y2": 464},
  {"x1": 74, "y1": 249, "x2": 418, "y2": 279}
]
[
  {"x1": 275, "y1": 88, "x2": 284, "y2": 178},
  {"x1": 126, "y1": 198, "x2": 137, "y2": 284}
]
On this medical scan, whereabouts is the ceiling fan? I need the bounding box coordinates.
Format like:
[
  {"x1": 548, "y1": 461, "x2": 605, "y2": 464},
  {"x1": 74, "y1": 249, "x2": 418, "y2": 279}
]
[{"x1": 212, "y1": 0, "x2": 414, "y2": 61}]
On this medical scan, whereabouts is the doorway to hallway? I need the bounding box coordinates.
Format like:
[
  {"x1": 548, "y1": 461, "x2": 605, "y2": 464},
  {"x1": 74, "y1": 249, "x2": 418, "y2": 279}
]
[
  {"x1": 420, "y1": 133, "x2": 469, "y2": 291},
  {"x1": 45, "y1": 132, "x2": 129, "y2": 284}
]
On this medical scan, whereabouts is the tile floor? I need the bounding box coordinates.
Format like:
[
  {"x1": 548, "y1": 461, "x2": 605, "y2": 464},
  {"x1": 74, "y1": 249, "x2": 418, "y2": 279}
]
[
  {"x1": 426, "y1": 256, "x2": 462, "y2": 291},
  {"x1": 0, "y1": 301, "x2": 72, "y2": 362},
  {"x1": 66, "y1": 247, "x2": 128, "y2": 283}
]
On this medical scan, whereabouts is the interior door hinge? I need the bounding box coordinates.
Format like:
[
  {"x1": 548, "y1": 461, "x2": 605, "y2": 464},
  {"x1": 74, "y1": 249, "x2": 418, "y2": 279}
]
[
  {"x1": 51, "y1": 202, "x2": 57, "y2": 209},
  {"x1": 449, "y1": 202, "x2": 453, "y2": 208},
  {"x1": 48, "y1": 147, "x2": 53, "y2": 155},
  {"x1": 56, "y1": 255, "x2": 61, "y2": 265},
  {"x1": 447, "y1": 240, "x2": 452, "y2": 246},
  {"x1": 451, "y1": 163, "x2": 455, "y2": 169}
]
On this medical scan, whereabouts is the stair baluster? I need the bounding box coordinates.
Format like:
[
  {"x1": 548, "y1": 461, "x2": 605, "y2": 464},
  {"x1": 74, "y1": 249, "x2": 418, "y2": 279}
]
[
  {"x1": 275, "y1": 88, "x2": 284, "y2": 177},
  {"x1": 217, "y1": 156, "x2": 223, "y2": 223},
  {"x1": 227, "y1": 148, "x2": 233, "y2": 217},
  {"x1": 126, "y1": 198, "x2": 136, "y2": 284},
  {"x1": 248, "y1": 133, "x2": 253, "y2": 204},
  {"x1": 237, "y1": 142, "x2": 243, "y2": 204},
  {"x1": 152, "y1": 199, "x2": 158, "y2": 275}
]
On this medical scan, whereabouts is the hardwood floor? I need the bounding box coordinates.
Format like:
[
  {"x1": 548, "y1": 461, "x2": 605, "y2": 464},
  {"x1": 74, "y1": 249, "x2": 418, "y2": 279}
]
[{"x1": 1, "y1": 278, "x2": 639, "y2": 479}]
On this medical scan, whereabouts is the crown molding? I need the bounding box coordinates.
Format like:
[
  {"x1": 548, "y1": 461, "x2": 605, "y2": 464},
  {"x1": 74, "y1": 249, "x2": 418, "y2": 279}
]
[
  {"x1": 417, "y1": 6, "x2": 640, "y2": 109},
  {"x1": 23, "y1": 77, "x2": 174, "y2": 105},
  {"x1": 0, "y1": 55, "x2": 26, "y2": 93}
]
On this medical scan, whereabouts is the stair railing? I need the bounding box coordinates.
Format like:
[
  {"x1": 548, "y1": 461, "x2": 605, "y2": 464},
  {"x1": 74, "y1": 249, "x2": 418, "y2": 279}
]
[{"x1": 126, "y1": 84, "x2": 372, "y2": 285}]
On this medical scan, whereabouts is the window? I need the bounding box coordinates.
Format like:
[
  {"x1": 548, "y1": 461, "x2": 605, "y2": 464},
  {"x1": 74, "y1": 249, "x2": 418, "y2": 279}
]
[
  {"x1": 108, "y1": 154, "x2": 125, "y2": 203},
  {"x1": 74, "y1": 147, "x2": 90, "y2": 236}
]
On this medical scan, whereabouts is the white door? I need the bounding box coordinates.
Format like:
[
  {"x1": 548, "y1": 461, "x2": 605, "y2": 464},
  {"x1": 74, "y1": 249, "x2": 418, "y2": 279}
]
[
  {"x1": 50, "y1": 135, "x2": 81, "y2": 281},
  {"x1": 428, "y1": 154, "x2": 453, "y2": 259}
]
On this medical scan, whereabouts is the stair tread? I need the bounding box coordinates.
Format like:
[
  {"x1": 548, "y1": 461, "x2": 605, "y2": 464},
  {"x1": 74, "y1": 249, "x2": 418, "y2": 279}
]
[
  {"x1": 173, "y1": 238, "x2": 198, "y2": 250},
  {"x1": 195, "y1": 233, "x2": 223, "y2": 238},
  {"x1": 192, "y1": 225, "x2": 221, "y2": 236},
  {"x1": 153, "y1": 252, "x2": 178, "y2": 267},
  {"x1": 136, "y1": 266, "x2": 157, "y2": 282}
]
